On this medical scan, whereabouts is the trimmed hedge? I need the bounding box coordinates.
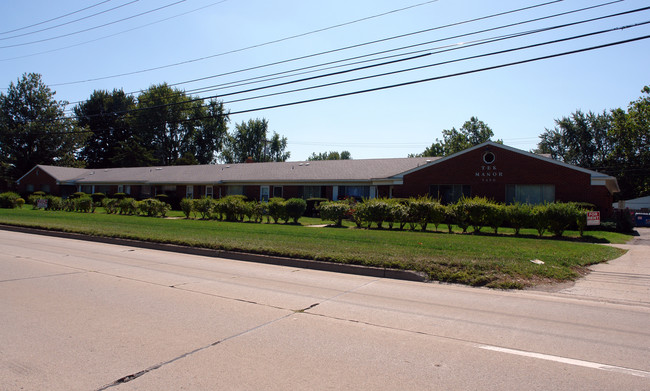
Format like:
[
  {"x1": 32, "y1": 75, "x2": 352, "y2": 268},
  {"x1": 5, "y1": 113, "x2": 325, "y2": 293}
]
[{"x1": 318, "y1": 196, "x2": 598, "y2": 237}]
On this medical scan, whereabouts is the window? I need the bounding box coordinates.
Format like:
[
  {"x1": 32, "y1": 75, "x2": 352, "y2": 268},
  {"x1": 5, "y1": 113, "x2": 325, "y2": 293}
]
[
  {"x1": 206, "y1": 186, "x2": 213, "y2": 198},
  {"x1": 228, "y1": 185, "x2": 244, "y2": 196},
  {"x1": 302, "y1": 186, "x2": 321, "y2": 199},
  {"x1": 429, "y1": 185, "x2": 471, "y2": 204},
  {"x1": 42, "y1": 184, "x2": 51, "y2": 193},
  {"x1": 260, "y1": 186, "x2": 270, "y2": 202},
  {"x1": 141, "y1": 185, "x2": 151, "y2": 197},
  {"x1": 506, "y1": 184, "x2": 554, "y2": 204},
  {"x1": 273, "y1": 186, "x2": 283, "y2": 198},
  {"x1": 340, "y1": 186, "x2": 369, "y2": 200},
  {"x1": 26, "y1": 184, "x2": 34, "y2": 192},
  {"x1": 186, "y1": 185, "x2": 194, "y2": 199}
]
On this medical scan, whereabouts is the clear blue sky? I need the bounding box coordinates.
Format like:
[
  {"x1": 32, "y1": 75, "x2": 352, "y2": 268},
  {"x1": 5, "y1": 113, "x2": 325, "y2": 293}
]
[{"x1": 1, "y1": 0, "x2": 648, "y2": 161}]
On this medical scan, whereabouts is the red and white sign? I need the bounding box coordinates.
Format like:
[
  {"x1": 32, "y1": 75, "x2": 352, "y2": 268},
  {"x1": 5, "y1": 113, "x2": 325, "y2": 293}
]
[{"x1": 587, "y1": 211, "x2": 600, "y2": 226}]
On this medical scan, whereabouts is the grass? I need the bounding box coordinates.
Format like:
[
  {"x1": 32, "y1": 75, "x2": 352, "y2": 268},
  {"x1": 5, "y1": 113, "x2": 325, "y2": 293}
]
[{"x1": 0, "y1": 208, "x2": 631, "y2": 289}]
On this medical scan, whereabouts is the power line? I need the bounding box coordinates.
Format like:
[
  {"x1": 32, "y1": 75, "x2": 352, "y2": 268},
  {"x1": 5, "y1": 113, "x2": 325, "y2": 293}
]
[
  {"x1": 0, "y1": 0, "x2": 140, "y2": 41},
  {"x1": 179, "y1": 1, "x2": 637, "y2": 98},
  {"x1": 44, "y1": 0, "x2": 476, "y2": 86},
  {"x1": 226, "y1": 34, "x2": 650, "y2": 116},
  {"x1": 61, "y1": 0, "x2": 609, "y2": 107},
  {"x1": 64, "y1": 7, "x2": 650, "y2": 119},
  {"x1": 0, "y1": 0, "x2": 229, "y2": 62},
  {"x1": 0, "y1": 0, "x2": 114, "y2": 35},
  {"x1": 0, "y1": 0, "x2": 186, "y2": 49},
  {"x1": 44, "y1": 30, "x2": 650, "y2": 130}
]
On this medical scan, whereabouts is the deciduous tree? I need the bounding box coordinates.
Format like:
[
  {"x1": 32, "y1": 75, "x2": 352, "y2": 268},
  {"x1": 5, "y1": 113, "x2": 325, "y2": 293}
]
[{"x1": 0, "y1": 73, "x2": 86, "y2": 184}]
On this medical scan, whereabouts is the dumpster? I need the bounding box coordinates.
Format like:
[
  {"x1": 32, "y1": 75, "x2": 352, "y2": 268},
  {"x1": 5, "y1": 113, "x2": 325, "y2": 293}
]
[{"x1": 635, "y1": 213, "x2": 650, "y2": 227}]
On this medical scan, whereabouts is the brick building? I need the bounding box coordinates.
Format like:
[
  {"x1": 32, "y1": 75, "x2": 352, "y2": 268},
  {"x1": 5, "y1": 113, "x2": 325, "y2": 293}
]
[{"x1": 16, "y1": 142, "x2": 619, "y2": 216}]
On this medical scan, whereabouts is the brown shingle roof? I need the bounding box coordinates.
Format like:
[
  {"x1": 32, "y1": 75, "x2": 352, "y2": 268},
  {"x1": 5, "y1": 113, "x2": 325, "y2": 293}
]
[{"x1": 34, "y1": 157, "x2": 440, "y2": 185}]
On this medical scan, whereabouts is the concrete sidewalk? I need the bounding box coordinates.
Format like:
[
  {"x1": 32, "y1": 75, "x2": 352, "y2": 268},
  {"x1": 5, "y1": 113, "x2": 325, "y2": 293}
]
[{"x1": 558, "y1": 227, "x2": 650, "y2": 306}]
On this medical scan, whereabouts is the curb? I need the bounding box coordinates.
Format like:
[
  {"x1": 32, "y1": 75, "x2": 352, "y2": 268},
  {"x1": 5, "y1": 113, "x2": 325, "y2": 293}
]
[{"x1": 0, "y1": 224, "x2": 427, "y2": 282}]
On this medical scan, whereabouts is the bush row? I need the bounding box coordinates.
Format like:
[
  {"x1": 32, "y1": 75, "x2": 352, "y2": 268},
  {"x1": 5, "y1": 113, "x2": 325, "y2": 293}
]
[
  {"x1": 180, "y1": 196, "x2": 308, "y2": 224},
  {"x1": 319, "y1": 197, "x2": 593, "y2": 237},
  {"x1": 0, "y1": 192, "x2": 25, "y2": 209},
  {"x1": 26, "y1": 194, "x2": 170, "y2": 217}
]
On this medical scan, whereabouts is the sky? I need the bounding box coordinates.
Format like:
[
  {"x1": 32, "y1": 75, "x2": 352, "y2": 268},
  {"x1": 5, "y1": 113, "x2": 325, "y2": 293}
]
[{"x1": 1, "y1": 0, "x2": 649, "y2": 161}]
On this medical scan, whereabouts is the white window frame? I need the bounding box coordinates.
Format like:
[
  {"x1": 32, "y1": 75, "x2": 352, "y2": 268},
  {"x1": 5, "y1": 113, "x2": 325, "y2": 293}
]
[
  {"x1": 186, "y1": 185, "x2": 194, "y2": 199},
  {"x1": 206, "y1": 185, "x2": 213, "y2": 198},
  {"x1": 260, "y1": 186, "x2": 270, "y2": 202}
]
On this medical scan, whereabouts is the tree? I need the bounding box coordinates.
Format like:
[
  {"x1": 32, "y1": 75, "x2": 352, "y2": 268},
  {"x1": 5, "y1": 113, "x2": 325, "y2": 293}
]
[
  {"x1": 0, "y1": 73, "x2": 86, "y2": 185},
  {"x1": 308, "y1": 151, "x2": 352, "y2": 161},
  {"x1": 220, "y1": 118, "x2": 290, "y2": 163},
  {"x1": 535, "y1": 110, "x2": 612, "y2": 168},
  {"x1": 609, "y1": 86, "x2": 650, "y2": 198},
  {"x1": 74, "y1": 89, "x2": 136, "y2": 168},
  {"x1": 131, "y1": 84, "x2": 229, "y2": 166},
  {"x1": 535, "y1": 86, "x2": 650, "y2": 199},
  {"x1": 414, "y1": 117, "x2": 500, "y2": 157}
]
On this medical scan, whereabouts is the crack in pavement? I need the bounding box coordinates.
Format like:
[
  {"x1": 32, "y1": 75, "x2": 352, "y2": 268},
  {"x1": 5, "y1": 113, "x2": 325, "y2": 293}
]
[
  {"x1": 95, "y1": 313, "x2": 294, "y2": 390},
  {"x1": 95, "y1": 278, "x2": 381, "y2": 389}
]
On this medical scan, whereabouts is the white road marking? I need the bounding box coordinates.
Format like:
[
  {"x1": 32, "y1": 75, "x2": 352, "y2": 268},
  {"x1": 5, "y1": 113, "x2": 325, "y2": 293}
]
[{"x1": 478, "y1": 345, "x2": 650, "y2": 379}]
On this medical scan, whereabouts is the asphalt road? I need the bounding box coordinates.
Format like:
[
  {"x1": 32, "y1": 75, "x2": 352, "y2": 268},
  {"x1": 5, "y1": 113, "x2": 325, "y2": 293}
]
[{"x1": 1, "y1": 230, "x2": 648, "y2": 390}]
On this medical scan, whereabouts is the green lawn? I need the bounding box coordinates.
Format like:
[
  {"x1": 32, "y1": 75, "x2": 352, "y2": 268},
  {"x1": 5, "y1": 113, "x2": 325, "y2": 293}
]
[{"x1": 0, "y1": 208, "x2": 630, "y2": 289}]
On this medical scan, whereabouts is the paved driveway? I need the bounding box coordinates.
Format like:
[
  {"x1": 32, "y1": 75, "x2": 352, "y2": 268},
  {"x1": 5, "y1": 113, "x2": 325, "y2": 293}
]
[{"x1": 558, "y1": 227, "x2": 650, "y2": 305}]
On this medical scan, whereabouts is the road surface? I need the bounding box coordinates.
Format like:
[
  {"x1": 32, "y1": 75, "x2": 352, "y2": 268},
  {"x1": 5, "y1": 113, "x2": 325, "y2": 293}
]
[{"x1": 1, "y1": 229, "x2": 648, "y2": 390}]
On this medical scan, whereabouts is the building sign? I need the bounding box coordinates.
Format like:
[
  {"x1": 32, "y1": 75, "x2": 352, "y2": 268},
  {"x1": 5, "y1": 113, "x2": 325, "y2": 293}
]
[
  {"x1": 37, "y1": 199, "x2": 48, "y2": 209},
  {"x1": 475, "y1": 165, "x2": 504, "y2": 182},
  {"x1": 587, "y1": 211, "x2": 600, "y2": 226},
  {"x1": 475, "y1": 151, "x2": 504, "y2": 182}
]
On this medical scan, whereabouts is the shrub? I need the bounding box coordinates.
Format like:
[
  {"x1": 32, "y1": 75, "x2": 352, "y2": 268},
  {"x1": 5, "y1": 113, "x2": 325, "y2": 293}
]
[
  {"x1": 486, "y1": 202, "x2": 506, "y2": 234},
  {"x1": 546, "y1": 202, "x2": 578, "y2": 237},
  {"x1": 267, "y1": 197, "x2": 287, "y2": 223},
  {"x1": 319, "y1": 201, "x2": 350, "y2": 226},
  {"x1": 349, "y1": 199, "x2": 367, "y2": 228},
  {"x1": 194, "y1": 197, "x2": 214, "y2": 219},
  {"x1": 220, "y1": 195, "x2": 246, "y2": 221},
  {"x1": 0, "y1": 192, "x2": 21, "y2": 208},
  {"x1": 137, "y1": 198, "x2": 170, "y2": 217},
  {"x1": 505, "y1": 203, "x2": 531, "y2": 235},
  {"x1": 452, "y1": 200, "x2": 471, "y2": 233},
  {"x1": 531, "y1": 204, "x2": 549, "y2": 237},
  {"x1": 73, "y1": 196, "x2": 93, "y2": 213},
  {"x1": 362, "y1": 198, "x2": 392, "y2": 229},
  {"x1": 463, "y1": 196, "x2": 492, "y2": 233},
  {"x1": 46, "y1": 195, "x2": 63, "y2": 211},
  {"x1": 118, "y1": 198, "x2": 138, "y2": 215},
  {"x1": 285, "y1": 198, "x2": 307, "y2": 224},
  {"x1": 113, "y1": 192, "x2": 127, "y2": 200},
  {"x1": 180, "y1": 198, "x2": 194, "y2": 219},
  {"x1": 70, "y1": 192, "x2": 87, "y2": 199},
  {"x1": 15, "y1": 197, "x2": 25, "y2": 208},
  {"x1": 103, "y1": 198, "x2": 119, "y2": 214},
  {"x1": 91, "y1": 193, "x2": 106, "y2": 203},
  {"x1": 387, "y1": 200, "x2": 407, "y2": 230},
  {"x1": 33, "y1": 191, "x2": 46, "y2": 196}
]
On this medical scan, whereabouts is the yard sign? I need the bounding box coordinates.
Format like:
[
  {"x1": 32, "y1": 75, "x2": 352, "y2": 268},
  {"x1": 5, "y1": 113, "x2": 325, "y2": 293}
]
[{"x1": 587, "y1": 211, "x2": 600, "y2": 226}]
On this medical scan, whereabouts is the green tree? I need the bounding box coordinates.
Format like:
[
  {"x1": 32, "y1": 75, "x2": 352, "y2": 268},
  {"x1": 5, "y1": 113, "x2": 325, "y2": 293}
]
[
  {"x1": 609, "y1": 86, "x2": 650, "y2": 198},
  {"x1": 221, "y1": 118, "x2": 290, "y2": 163},
  {"x1": 131, "y1": 84, "x2": 228, "y2": 166},
  {"x1": 414, "y1": 117, "x2": 500, "y2": 157},
  {"x1": 308, "y1": 150, "x2": 352, "y2": 161},
  {"x1": 74, "y1": 89, "x2": 136, "y2": 168},
  {"x1": 535, "y1": 110, "x2": 612, "y2": 168},
  {"x1": 0, "y1": 73, "x2": 86, "y2": 184}
]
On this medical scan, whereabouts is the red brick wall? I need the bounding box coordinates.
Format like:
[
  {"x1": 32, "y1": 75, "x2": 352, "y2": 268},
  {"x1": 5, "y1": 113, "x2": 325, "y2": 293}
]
[
  {"x1": 393, "y1": 145, "x2": 614, "y2": 216},
  {"x1": 17, "y1": 168, "x2": 63, "y2": 196}
]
